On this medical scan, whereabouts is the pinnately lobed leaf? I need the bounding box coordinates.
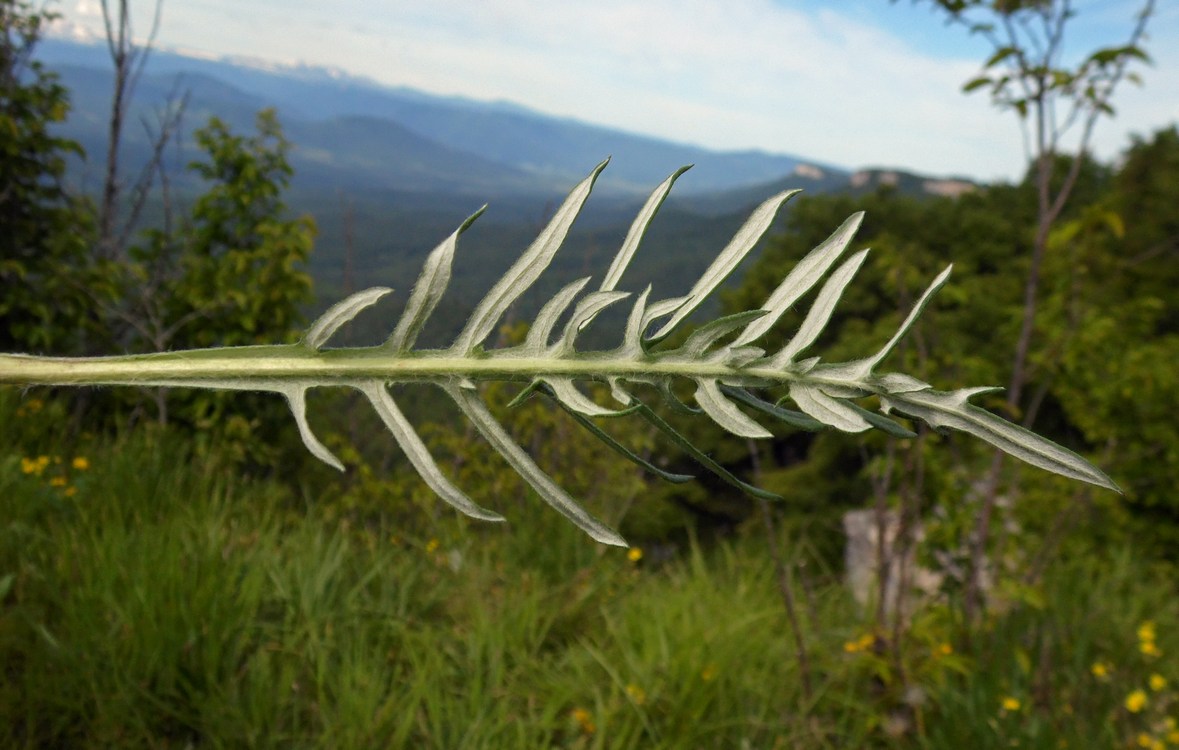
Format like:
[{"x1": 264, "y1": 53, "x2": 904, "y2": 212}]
[{"x1": 0, "y1": 161, "x2": 1120, "y2": 546}]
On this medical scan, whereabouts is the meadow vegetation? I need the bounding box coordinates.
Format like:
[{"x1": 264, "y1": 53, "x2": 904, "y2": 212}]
[{"x1": 5, "y1": 389, "x2": 1179, "y2": 748}]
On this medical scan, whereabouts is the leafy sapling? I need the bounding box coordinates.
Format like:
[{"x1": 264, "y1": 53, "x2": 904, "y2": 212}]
[{"x1": 0, "y1": 160, "x2": 1119, "y2": 546}]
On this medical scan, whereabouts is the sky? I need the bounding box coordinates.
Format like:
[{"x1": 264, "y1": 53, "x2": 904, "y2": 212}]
[{"x1": 54, "y1": 0, "x2": 1179, "y2": 182}]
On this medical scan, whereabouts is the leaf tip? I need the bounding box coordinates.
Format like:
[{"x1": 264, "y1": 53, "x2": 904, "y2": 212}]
[
  {"x1": 460, "y1": 205, "x2": 488, "y2": 232},
  {"x1": 597, "y1": 529, "x2": 630, "y2": 548}
]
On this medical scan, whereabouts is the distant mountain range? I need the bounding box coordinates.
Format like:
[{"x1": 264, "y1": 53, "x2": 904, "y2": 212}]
[
  {"x1": 34, "y1": 37, "x2": 977, "y2": 339},
  {"x1": 38, "y1": 37, "x2": 978, "y2": 205},
  {"x1": 38, "y1": 37, "x2": 862, "y2": 201}
]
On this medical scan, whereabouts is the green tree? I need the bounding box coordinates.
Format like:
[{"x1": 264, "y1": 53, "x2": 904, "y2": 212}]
[
  {"x1": 1038, "y1": 127, "x2": 1179, "y2": 551},
  {"x1": 722, "y1": 186, "x2": 1035, "y2": 548},
  {"x1": 112, "y1": 109, "x2": 316, "y2": 460},
  {"x1": 161, "y1": 109, "x2": 314, "y2": 350},
  {"x1": 899, "y1": 0, "x2": 1154, "y2": 619},
  {"x1": 1110, "y1": 126, "x2": 1179, "y2": 312},
  {"x1": 0, "y1": 0, "x2": 93, "y2": 353}
]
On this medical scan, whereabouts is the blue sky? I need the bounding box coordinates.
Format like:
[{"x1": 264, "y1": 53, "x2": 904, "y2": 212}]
[{"x1": 56, "y1": 0, "x2": 1178, "y2": 182}]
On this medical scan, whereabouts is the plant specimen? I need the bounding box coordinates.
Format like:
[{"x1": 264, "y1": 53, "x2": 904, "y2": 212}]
[{"x1": 0, "y1": 161, "x2": 1118, "y2": 545}]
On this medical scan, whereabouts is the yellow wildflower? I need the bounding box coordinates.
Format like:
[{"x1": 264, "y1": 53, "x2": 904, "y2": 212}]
[
  {"x1": 72, "y1": 457, "x2": 89, "y2": 471},
  {"x1": 1151, "y1": 674, "x2": 1167, "y2": 691},
  {"x1": 1140, "y1": 622, "x2": 1158, "y2": 643},
  {"x1": 1091, "y1": 661, "x2": 1112, "y2": 679},
  {"x1": 843, "y1": 633, "x2": 875, "y2": 654},
  {"x1": 1126, "y1": 689, "x2": 1148, "y2": 713},
  {"x1": 424, "y1": 538, "x2": 440, "y2": 554},
  {"x1": 63, "y1": 486, "x2": 77, "y2": 498},
  {"x1": 936, "y1": 642, "x2": 953, "y2": 657},
  {"x1": 701, "y1": 664, "x2": 717, "y2": 682},
  {"x1": 21, "y1": 455, "x2": 50, "y2": 476},
  {"x1": 1143, "y1": 641, "x2": 1163, "y2": 658},
  {"x1": 571, "y1": 707, "x2": 595, "y2": 735},
  {"x1": 1001, "y1": 696, "x2": 1022, "y2": 713},
  {"x1": 1137, "y1": 733, "x2": 1163, "y2": 750},
  {"x1": 625, "y1": 683, "x2": 647, "y2": 706},
  {"x1": 1165, "y1": 719, "x2": 1179, "y2": 745},
  {"x1": 627, "y1": 547, "x2": 643, "y2": 563},
  {"x1": 49, "y1": 476, "x2": 67, "y2": 487}
]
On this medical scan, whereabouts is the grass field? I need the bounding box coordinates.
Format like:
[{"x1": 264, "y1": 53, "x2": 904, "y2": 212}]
[{"x1": 2, "y1": 391, "x2": 1177, "y2": 748}]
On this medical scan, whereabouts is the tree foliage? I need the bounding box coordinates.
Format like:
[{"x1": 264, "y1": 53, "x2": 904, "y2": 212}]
[
  {"x1": 726, "y1": 127, "x2": 1179, "y2": 556},
  {"x1": 1037, "y1": 128, "x2": 1179, "y2": 547},
  {"x1": 895, "y1": 0, "x2": 1154, "y2": 619},
  {"x1": 0, "y1": 0, "x2": 92, "y2": 353},
  {"x1": 1, "y1": 1, "x2": 314, "y2": 462},
  {"x1": 112, "y1": 109, "x2": 317, "y2": 460},
  {"x1": 124, "y1": 109, "x2": 315, "y2": 352}
]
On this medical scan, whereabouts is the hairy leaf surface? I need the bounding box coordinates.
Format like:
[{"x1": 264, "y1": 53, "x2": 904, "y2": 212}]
[{"x1": 0, "y1": 161, "x2": 1121, "y2": 546}]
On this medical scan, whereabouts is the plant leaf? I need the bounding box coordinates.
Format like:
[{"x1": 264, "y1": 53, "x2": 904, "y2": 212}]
[
  {"x1": 556, "y1": 290, "x2": 630, "y2": 354},
  {"x1": 874, "y1": 372, "x2": 933, "y2": 394},
  {"x1": 675, "y1": 310, "x2": 768, "y2": 360},
  {"x1": 771, "y1": 249, "x2": 870, "y2": 367},
  {"x1": 619, "y1": 286, "x2": 653, "y2": 356},
  {"x1": 283, "y1": 385, "x2": 345, "y2": 471},
  {"x1": 864, "y1": 267, "x2": 951, "y2": 370},
  {"x1": 304, "y1": 287, "x2": 393, "y2": 350},
  {"x1": 452, "y1": 160, "x2": 607, "y2": 352},
  {"x1": 600, "y1": 166, "x2": 691, "y2": 292},
  {"x1": 789, "y1": 383, "x2": 872, "y2": 433},
  {"x1": 647, "y1": 189, "x2": 800, "y2": 343},
  {"x1": 819, "y1": 265, "x2": 953, "y2": 382},
  {"x1": 845, "y1": 401, "x2": 917, "y2": 438},
  {"x1": 360, "y1": 382, "x2": 506, "y2": 522},
  {"x1": 733, "y1": 211, "x2": 864, "y2": 347},
  {"x1": 657, "y1": 380, "x2": 702, "y2": 415},
  {"x1": 608, "y1": 377, "x2": 635, "y2": 406},
  {"x1": 722, "y1": 386, "x2": 826, "y2": 431},
  {"x1": 632, "y1": 401, "x2": 781, "y2": 500},
  {"x1": 524, "y1": 277, "x2": 591, "y2": 351},
  {"x1": 882, "y1": 389, "x2": 1120, "y2": 491},
  {"x1": 695, "y1": 379, "x2": 772, "y2": 438},
  {"x1": 539, "y1": 386, "x2": 694, "y2": 484},
  {"x1": 0, "y1": 159, "x2": 1123, "y2": 546},
  {"x1": 387, "y1": 207, "x2": 485, "y2": 351},
  {"x1": 446, "y1": 383, "x2": 627, "y2": 546},
  {"x1": 544, "y1": 377, "x2": 627, "y2": 417}
]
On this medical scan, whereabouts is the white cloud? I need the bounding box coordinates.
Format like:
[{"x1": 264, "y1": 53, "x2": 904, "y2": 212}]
[
  {"x1": 343, "y1": 0, "x2": 1025, "y2": 178},
  {"x1": 51, "y1": 0, "x2": 1178, "y2": 181}
]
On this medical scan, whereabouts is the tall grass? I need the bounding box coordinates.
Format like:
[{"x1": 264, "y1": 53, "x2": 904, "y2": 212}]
[{"x1": 2, "y1": 391, "x2": 1175, "y2": 748}]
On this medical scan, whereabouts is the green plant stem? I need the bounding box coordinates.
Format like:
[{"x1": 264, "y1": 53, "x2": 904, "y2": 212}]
[
  {"x1": 0, "y1": 346, "x2": 820, "y2": 388},
  {"x1": 0, "y1": 336, "x2": 1123, "y2": 511}
]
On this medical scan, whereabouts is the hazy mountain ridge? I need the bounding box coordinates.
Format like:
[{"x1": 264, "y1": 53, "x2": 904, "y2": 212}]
[
  {"x1": 36, "y1": 38, "x2": 849, "y2": 199},
  {"x1": 34, "y1": 36, "x2": 978, "y2": 335}
]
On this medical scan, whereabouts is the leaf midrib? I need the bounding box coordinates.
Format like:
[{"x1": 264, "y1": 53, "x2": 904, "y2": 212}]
[{"x1": 0, "y1": 347, "x2": 839, "y2": 388}]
